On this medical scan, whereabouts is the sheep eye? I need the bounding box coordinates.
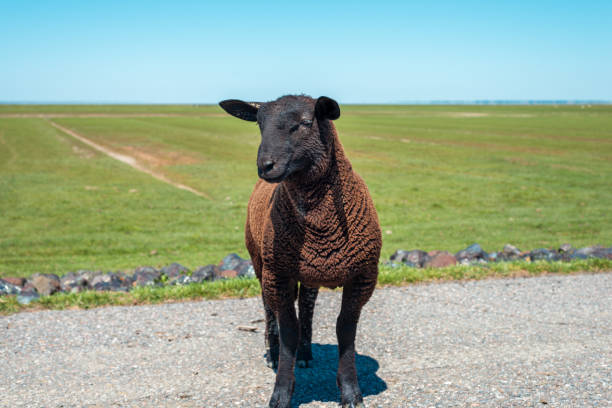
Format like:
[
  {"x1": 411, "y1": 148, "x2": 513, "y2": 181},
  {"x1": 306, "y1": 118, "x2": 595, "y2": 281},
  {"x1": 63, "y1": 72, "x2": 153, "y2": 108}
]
[{"x1": 300, "y1": 120, "x2": 313, "y2": 128}]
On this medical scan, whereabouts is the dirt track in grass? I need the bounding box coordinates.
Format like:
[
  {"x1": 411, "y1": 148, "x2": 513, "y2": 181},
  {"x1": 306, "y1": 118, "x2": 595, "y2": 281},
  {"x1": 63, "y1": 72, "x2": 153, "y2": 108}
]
[{"x1": 48, "y1": 120, "x2": 211, "y2": 199}]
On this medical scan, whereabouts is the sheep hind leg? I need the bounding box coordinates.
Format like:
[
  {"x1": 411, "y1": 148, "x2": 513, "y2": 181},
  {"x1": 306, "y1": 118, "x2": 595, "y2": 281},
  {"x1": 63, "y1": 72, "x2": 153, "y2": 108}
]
[
  {"x1": 297, "y1": 284, "x2": 319, "y2": 368},
  {"x1": 263, "y1": 299, "x2": 279, "y2": 369}
]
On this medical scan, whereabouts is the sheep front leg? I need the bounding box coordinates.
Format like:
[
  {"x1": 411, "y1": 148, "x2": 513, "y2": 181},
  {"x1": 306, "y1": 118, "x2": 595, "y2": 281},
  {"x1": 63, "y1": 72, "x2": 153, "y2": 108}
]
[
  {"x1": 269, "y1": 303, "x2": 299, "y2": 408},
  {"x1": 263, "y1": 299, "x2": 279, "y2": 369},
  {"x1": 336, "y1": 276, "x2": 375, "y2": 408},
  {"x1": 297, "y1": 284, "x2": 319, "y2": 367}
]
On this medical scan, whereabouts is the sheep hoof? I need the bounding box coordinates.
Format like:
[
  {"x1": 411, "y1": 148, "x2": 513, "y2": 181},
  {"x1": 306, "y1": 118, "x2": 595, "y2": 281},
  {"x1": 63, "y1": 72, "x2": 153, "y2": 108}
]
[
  {"x1": 341, "y1": 403, "x2": 365, "y2": 408},
  {"x1": 296, "y1": 359, "x2": 311, "y2": 368},
  {"x1": 266, "y1": 347, "x2": 279, "y2": 369}
]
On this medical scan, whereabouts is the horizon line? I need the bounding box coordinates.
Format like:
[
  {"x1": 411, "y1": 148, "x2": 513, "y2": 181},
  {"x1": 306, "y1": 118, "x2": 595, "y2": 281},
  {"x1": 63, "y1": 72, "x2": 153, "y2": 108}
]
[{"x1": 1, "y1": 99, "x2": 611, "y2": 106}]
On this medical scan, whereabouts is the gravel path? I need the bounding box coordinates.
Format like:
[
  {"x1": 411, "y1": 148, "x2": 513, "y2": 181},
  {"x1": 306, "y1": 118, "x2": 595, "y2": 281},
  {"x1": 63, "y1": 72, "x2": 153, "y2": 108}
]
[{"x1": 2, "y1": 273, "x2": 611, "y2": 407}]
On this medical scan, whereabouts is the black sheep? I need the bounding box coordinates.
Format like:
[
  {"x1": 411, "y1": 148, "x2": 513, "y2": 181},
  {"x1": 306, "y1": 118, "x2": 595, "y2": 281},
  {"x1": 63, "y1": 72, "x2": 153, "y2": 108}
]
[{"x1": 220, "y1": 95, "x2": 382, "y2": 408}]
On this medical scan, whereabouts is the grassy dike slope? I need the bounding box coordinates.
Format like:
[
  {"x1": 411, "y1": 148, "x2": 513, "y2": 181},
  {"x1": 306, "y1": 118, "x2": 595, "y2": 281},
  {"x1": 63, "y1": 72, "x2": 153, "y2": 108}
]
[
  {"x1": 0, "y1": 118, "x2": 241, "y2": 275},
  {"x1": 1, "y1": 105, "x2": 611, "y2": 276}
]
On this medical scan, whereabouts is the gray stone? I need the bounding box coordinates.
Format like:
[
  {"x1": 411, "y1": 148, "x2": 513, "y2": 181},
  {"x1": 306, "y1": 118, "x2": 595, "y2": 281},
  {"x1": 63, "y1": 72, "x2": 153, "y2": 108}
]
[
  {"x1": 17, "y1": 290, "x2": 40, "y2": 305},
  {"x1": 559, "y1": 243, "x2": 575, "y2": 254},
  {"x1": 27, "y1": 273, "x2": 61, "y2": 296},
  {"x1": 192, "y1": 265, "x2": 217, "y2": 282},
  {"x1": 575, "y1": 246, "x2": 601, "y2": 257},
  {"x1": 133, "y1": 267, "x2": 161, "y2": 287},
  {"x1": 236, "y1": 260, "x2": 255, "y2": 278},
  {"x1": 389, "y1": 250, "x2": 409, "y2": 262},
  {"x1": 501, "y1": 244, "x2": 522, "y2": 259},
  {"x1": 77, "y1": 270, "x2": 102, "y2": 288},
  {"x1": 592, "y1": 247, "x2": 612, "y2": 260},
  {"x1": 160, "y1": 263, "x2": 190, "y2": 279},
  {"x1": 384, "y1": 261, "x2": 404, "y2": 268},
  {"x1": 0, "y1": 279, "x2": 22, "y2": 296},
  {"x1": 168, "y1": 274, "x2": 196, "y2": 285},
  {"x1": 390, "y1": 249, "x2": 429, "y2": 267},
  {"x1": 219, "y1": 253, "x2": 244, "y2": 271},
  {"x1": 455, "y1": 243, "x2": 489, "y2": 263},
  {"x1": 60, "y1": 272, "x2": 88, "y2": 293}
]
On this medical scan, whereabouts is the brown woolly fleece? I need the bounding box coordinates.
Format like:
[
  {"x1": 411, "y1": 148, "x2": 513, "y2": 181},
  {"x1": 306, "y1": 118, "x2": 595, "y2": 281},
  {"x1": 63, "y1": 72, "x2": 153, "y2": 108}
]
[{"x1": 245, "y1": 124, "x2": 382, "y2": 312}]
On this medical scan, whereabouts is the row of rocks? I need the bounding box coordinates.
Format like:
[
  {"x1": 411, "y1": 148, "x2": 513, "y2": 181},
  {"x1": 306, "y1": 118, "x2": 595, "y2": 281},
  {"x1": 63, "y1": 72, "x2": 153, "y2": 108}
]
[
  {"x1": 388, "y1": 243, "x2": 612, "y2": 269},
  {"x1": 1, "y1": 244, "x2": 610, "y2": 305},
  {"x1": 0, "y1": 253, "x2": 255, "y2": 305}
]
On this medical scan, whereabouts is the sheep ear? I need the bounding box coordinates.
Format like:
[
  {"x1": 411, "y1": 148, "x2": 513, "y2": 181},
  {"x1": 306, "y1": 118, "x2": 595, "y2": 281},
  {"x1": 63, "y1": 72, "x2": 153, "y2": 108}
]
[
  {"x1": 219, "y1": 99, "x2": 261, "y2": 122},
  {"x1": 315, "y1": 96, "x2": 340, "y2": 121}
]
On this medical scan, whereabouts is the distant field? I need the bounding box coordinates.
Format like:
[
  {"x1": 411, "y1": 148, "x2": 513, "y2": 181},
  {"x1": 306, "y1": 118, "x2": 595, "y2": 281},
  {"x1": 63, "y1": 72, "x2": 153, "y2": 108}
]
[{"x1": 1, "y1": 104, "x2": 610, "y2": 276}]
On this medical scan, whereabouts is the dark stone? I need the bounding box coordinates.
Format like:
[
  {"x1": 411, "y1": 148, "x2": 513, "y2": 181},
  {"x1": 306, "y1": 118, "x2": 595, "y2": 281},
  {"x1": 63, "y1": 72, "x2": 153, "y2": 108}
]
[
  {"x1": 27, "y1": 273, "x2": 61, "y2": 296},
  {"x1": 501, "y1": 244, "x2": 522, "y2": 260},
  {"x1": 94, "y1": 272, "x2": 130, "y2": 292},
  {"x1": 114, "y1": 271, "x2": 135, "y2": 287},
  {"x1": 60, "y1": 272, "x2": 88, "y2": 293},
  {"x1": 455, "y1": 243, "x2": 488, "y2": 263},
  {"x1": 390, "y1": 249, "x2": 429, "y2": 267},
  {"x1": 219, "y1": 253, "x2": 244, "y2": 272},
  {"x1": 17, "y1": 290, "x2": 40, "y2": 305},
  {"x1": 133, "y1": 267, "x2": 161, "y2": 287},
  {"x1": 192, "y1": 265, "x2": 218, "y2": 282},
  {"x1": 424, "y1": 251, "x2": 457, "y2": 268},
  {"x1": 530, "y1": 248, "x2": 561, "y2": 262},
  {"x1": 160, "y1": 263, "x2": 190, "y2": 279},
  {"x1": 0, "y1": 279, "x2": 21, "y2": 296},
  {"x1": 569, "y1": 253, "x2": 589, "y2": 260},
  {"x1": 1, "y1": 277, "x2": 25, "y2": 287}
]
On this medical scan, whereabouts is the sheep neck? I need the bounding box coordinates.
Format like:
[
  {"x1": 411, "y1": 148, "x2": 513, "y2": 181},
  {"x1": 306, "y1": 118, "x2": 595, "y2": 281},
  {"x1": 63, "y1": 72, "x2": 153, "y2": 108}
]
[{"x1": 280, "y1": 131, "x2": 353, "y2": 231}]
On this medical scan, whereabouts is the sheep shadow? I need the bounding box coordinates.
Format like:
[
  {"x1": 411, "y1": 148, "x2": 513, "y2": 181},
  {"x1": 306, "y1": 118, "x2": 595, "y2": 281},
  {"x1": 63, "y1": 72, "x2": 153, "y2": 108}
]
[{"x1": 279, "y1": 343, "x2": 387, "y2": 407}]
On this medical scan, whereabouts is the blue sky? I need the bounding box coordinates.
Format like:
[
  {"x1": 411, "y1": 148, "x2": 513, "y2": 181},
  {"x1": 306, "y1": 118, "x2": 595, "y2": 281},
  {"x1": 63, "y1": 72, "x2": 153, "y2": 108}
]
[{"x1": 1, "y1": 0, "x2": 611, "y2": 103}]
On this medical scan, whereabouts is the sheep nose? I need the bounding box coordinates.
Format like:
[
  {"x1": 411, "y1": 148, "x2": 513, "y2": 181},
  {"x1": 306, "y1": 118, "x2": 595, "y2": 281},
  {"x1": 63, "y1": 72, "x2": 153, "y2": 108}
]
[{"x1": 261, "y1": 160, "x2": 275, "y2": 174}]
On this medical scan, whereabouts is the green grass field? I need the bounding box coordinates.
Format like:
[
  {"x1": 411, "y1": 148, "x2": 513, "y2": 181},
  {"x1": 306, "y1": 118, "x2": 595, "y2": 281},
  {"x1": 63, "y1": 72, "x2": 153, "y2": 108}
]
[{"x1": 1, "y1": 104, "x2": 611, "y2": 277}]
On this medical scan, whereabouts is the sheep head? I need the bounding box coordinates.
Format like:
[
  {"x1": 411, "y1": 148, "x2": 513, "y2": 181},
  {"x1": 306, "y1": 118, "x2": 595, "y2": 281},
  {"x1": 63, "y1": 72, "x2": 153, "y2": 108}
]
[{"x1": 219, "y1": 95, "x2": 340, "y2": 183}]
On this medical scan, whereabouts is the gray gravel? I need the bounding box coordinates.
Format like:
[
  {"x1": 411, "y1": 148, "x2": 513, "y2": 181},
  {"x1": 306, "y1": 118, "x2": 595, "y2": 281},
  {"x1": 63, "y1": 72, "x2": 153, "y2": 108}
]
[{"x1": 1, "y1": 273, "x2": 611, "y2": 407}]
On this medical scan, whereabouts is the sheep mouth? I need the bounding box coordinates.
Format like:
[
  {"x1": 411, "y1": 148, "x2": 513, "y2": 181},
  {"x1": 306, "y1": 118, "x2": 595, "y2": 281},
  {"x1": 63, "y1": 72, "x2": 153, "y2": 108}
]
[{"x1": 260, "y1": 168, "x2": 289, "y2": 183}]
